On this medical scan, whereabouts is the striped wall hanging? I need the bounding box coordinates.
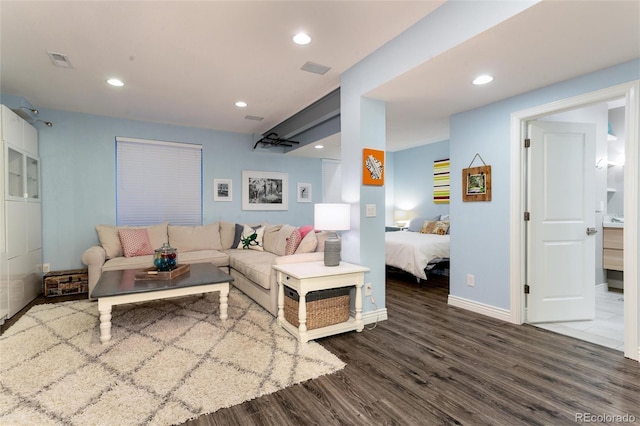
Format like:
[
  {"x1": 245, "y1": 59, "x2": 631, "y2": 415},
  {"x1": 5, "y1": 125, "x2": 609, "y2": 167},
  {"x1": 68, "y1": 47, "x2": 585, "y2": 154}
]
[{"x1": 433, "y1": 158, "x2": 450, "y2": 204}]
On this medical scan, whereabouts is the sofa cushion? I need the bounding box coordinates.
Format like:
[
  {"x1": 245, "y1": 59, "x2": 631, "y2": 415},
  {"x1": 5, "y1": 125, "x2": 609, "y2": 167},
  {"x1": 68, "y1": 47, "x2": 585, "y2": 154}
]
[
  {"x1": 220, "y1": 221, "x2": 236, "y2": 250},
  {"x1": 103, "y1": 254, "x2": 154, "y2": 271},
  {"x1": 119, "y1": 228, "x2": 154, "y2": 257},
  {"x1": 315, "y1": 231, "x2": 330, "y2": 252},
  {"x1": 96, "y1": 223, "x2": 168, "y2": 259},
  {"x1": 168, "y1": 222, "x2": 222, "y2": 252},
  {"x1": 262, "y1": 224, "x2": 282, "y2": 253},
  {"x1": 102, "y1": 249, "x2": 229, "y2": 271},
  {"x1": 271, "y1": 225, "x2": 296, "y2": 256},
  {"x1": 295, "y1": 230, "x2": 318, "y2": 254},
  {"x1": 227, "y1": 250, "x2": 276, "y2": 290},
  {"x1": 178, "y1": 250, "x2": 229, "y2": 267}
]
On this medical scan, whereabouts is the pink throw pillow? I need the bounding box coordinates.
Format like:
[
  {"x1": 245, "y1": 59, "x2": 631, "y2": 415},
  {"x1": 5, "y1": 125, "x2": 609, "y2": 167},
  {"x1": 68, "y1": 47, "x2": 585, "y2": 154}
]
[
  {"x1": 298, "y1": 225, "x2": 314, "y2": 239},
  {"x1": 285, "y1": 229, "x2": 303, "y2": 255},
  {"x1": 118, "y1": 228, "x2": 154, "y2": 257}
]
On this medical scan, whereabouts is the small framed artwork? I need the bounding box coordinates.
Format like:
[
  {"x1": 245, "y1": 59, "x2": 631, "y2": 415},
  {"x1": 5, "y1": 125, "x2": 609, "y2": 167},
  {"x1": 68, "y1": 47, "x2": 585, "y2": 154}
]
[
  {"x1": 214, "y1": 179, "x2": 232, "y2": 202},
  {"x1": 363, "y1": 148, "x2": 385, "y2": 186},
  {"x1": 242, "y1": 170, "x2": 289, "y2": 210},
  {"x1": 297, "y1": 183, "x2": 312, "y2": 203},
  {"x1": 462, "y1": 165, "x2": 492, "y2": 202}
]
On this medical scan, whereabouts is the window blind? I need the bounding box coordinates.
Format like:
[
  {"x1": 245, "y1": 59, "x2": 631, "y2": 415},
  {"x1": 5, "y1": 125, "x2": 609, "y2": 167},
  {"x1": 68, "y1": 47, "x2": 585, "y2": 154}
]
[{"x1": 116, "y1": 137, "x2": 202, "y2": 226}]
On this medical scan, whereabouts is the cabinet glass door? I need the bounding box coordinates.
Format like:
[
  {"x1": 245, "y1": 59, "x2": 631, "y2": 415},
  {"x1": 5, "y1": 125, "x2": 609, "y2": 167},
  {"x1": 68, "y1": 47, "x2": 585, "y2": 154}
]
[
  {"x1": 7, "y1": 147, "x2": 24, "y2": 198},
  {"x1": 26, "y1": 156, "x2": 39, "y2": 200}
]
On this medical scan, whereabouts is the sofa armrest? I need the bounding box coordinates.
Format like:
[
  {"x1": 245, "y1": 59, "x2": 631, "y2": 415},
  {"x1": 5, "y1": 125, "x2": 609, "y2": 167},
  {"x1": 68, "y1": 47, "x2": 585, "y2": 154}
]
[
  {"x1": 82, "y1": 245, "x2": 106, "y2": 298},
  {"x1": 273, "y1": 251, "x2": 324, "y2": 265}
]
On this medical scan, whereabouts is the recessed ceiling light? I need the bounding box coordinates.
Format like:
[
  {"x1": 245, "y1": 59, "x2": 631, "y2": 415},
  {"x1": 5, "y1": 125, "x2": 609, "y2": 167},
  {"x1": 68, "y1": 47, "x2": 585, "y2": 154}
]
[
  {"x1": 107, "y1": 78, "x2": 124, "y2": 87},
  {"x1": 314, "y1": 144, "x2": 324, "y2": 149},
  {"x1": 235, "y1": 101, "x2": 248, "y2": 108},
  {"x1": 293, "y1": 32, "x2": 311, "y2": 45},
  {"x1": 473, "y1": 75, "x2": 494, "y2": 85}
]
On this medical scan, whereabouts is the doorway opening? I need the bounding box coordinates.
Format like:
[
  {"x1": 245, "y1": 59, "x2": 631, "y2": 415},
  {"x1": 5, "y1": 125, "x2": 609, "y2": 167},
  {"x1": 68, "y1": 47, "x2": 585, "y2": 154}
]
[
  {"x1": 526, "y1": 101, "x2": 625, "y2": 351},
  {"x1": 509, "y1": 81, "x2": 639, "y2": 361}
]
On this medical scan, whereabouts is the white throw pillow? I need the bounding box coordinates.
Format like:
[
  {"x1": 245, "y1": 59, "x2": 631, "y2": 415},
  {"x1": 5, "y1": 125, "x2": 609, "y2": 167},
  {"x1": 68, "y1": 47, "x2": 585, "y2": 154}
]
[{"x1": 236, "y1": 225, "x2": 265, "y2": 251}]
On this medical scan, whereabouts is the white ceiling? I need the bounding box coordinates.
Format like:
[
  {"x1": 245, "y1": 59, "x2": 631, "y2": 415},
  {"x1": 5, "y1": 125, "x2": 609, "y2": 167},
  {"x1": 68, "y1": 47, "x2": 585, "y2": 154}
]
[{"x1": 2, "y1": 1, "x2": 639, "y2": 161}]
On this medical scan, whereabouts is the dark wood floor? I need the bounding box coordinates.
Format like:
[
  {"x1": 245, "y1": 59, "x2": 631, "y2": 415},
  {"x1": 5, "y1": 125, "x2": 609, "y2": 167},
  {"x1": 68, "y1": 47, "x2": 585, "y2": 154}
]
[
  {"x1": 3, "y1": 273, "x2": 639, "y2": 425},
  {"x1": 185, "y1": 272, "x2": 640, "y2": 426}
]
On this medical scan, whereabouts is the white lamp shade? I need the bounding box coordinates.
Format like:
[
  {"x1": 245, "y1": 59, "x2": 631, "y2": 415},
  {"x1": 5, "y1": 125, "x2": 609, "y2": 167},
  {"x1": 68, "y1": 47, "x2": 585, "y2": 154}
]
[{"x1": 314, "y1": 203, "x2": 350, "y2": 231}]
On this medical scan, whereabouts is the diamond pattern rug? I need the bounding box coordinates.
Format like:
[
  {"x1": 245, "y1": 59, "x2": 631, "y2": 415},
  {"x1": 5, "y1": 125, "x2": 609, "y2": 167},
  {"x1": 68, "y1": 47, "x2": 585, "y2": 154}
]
[{"x1": 0, "y1": 288, "x2": 345, "y2": 425}]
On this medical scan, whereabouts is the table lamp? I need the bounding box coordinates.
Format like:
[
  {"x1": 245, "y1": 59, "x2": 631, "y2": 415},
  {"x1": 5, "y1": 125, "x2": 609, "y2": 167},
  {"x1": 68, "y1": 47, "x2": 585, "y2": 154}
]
[{"x1": 314, "y1": 203, "x2": 350, "y2": 266}]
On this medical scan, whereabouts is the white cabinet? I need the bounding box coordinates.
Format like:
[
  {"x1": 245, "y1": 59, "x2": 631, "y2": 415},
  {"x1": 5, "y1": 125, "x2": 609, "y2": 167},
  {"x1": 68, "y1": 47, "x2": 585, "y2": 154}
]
[
  {"x1": 1, "y1": 105, "x2": 22, "y2": 148},
  {"x1": 1, "y1": 104, "x2": 42, "y2": 321}
]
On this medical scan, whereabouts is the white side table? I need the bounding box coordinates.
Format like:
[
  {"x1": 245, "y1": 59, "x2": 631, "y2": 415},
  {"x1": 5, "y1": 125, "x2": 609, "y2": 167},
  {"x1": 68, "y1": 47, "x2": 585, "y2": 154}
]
[{"x1": 273, "y1": 261, "x2": 369, "y2": 343}]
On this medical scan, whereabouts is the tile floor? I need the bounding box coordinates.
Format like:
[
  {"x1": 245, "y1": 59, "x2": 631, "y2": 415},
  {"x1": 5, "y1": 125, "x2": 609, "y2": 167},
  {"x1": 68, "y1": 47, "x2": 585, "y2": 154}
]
[{"x1": 533, "y1": 284, "x2": 624, "y2": 351}]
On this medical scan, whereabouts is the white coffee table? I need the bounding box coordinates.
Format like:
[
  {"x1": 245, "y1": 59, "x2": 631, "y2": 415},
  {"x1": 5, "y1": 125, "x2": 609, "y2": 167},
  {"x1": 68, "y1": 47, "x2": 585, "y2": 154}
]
[{"x1": 91, "y1": 263, "x2": 232, "y2": 343}]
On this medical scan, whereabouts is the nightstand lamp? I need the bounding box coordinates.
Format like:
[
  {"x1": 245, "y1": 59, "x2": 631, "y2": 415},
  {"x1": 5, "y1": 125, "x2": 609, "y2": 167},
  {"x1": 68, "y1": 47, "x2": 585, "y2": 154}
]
[
  {"x1": 314, "y1": 203, "x2": 350, "y2": 266},
  {"x1": 394, "y1": 209, "x2": 409, "y2": 229}
]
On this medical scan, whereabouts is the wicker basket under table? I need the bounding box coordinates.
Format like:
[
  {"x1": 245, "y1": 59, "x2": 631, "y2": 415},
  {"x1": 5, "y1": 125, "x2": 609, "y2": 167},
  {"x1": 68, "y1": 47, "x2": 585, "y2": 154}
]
[{"x1": 284, "y1": 286, "x2": 350, "y2": 330}]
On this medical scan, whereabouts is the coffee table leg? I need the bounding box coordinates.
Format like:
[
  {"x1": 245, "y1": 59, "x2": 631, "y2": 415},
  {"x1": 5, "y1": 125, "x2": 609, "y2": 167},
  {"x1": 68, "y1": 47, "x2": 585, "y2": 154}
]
[
  {"x1": 98, "y1": 302, "x2": 112, "y2": 343},
  {"x1": 219, "y1": 285, "x2": 229, "y2": 320}
]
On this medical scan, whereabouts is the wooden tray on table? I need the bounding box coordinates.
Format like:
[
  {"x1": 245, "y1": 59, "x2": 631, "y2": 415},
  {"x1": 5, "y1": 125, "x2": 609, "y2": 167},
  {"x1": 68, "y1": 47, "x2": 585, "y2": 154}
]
[{"x1": 134, "y1": 264, "x2": 190, "y2": 280}]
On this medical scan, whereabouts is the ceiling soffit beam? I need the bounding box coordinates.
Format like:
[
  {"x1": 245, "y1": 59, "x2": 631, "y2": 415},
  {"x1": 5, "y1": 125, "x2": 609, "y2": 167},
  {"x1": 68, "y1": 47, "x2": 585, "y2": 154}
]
[{"x1": 263, "y1": 88, "x2": 340, "y2": 144}]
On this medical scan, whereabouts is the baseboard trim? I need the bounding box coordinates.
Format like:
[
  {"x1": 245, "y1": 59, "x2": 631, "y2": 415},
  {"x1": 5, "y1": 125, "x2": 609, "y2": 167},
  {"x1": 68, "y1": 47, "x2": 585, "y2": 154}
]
[
  {"x1": 361, "y1": 308, "x2": 388, "y2": 326},
  {"x1": 448, "y1": 295, "x2": 511, "y2": 323}
]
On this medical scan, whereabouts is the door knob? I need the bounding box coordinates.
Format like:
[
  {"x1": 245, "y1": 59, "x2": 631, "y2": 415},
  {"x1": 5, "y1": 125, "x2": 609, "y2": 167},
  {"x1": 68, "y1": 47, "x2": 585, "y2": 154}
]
[{"x1": 586, "y1": 227, "x2": 598, "y2": 235}]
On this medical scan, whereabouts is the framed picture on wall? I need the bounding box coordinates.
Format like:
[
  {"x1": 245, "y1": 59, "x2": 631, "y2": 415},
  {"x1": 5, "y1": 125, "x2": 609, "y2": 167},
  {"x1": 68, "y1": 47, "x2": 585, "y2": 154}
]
[
  {"x1": 462, "y1": 165, "x2": 492, "y2": 202},
  {"x1": 362, "y1": 148, "x2": 385, "y2": 185},
  {"x1": 242, "y1": 170, "x2": 289, "y2": 210},
  {"x1": 297, "y1": 183, "x2": 312, "y2": 202},
  {"x1": 213, "y1": 179, "x2": 232, "y2": 201}
]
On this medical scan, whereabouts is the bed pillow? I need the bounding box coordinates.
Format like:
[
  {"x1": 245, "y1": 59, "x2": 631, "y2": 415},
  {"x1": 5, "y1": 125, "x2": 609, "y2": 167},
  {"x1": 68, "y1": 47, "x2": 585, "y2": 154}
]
[
  {"x1": 408, "y1": 216, "x2": 440, "y2": 232},
  {"x1": 420, "y1": 220, "x2": 450, "y2": 235},
  {"x1": 118, "y1": 228, "x2": 154, "y2": 257}
]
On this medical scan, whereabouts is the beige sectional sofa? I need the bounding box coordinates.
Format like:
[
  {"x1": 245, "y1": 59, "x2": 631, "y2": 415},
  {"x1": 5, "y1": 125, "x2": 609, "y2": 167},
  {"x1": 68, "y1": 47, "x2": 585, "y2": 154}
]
[{"x1": 81, "y1": 221, "x2": 325, "y2": 316}]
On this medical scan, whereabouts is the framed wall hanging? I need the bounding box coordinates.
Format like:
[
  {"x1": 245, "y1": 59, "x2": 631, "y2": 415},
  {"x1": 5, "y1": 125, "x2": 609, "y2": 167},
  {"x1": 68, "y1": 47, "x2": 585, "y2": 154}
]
[
  {"x1": 363, "y1": 148, "x2": 385, "y2": 186},
  {"x1": 462, "y1": 153, "x2": 491, "y2": 202},
  {"x1": 213, "y1": 178, "x2": 232, "y2": 201},
  {"x1": 242, "y1": 170, "x2": 289, "y2": 210},
  {"x1": 433, "y1": 158, "x2": 450, "y2": 204},
  {"x1": 297, "y1": 183, "x2": 312, "y2": 203}
]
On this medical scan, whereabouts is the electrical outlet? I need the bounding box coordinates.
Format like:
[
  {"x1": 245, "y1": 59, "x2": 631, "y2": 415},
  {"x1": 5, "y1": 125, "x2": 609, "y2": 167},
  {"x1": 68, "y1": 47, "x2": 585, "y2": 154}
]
[
  {"x1": 43, "y1": 263, "x2": 51, "y2": 273},
  {"x1": 365, "y1": 283, "x2": 373, "y2": 296},
  {"x1": 467, "y1": 274, "x2": 475, "y2": 287}
]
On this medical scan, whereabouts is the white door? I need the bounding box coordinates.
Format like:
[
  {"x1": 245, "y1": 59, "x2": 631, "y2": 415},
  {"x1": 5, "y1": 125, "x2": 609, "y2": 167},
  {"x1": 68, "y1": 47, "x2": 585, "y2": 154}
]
[{"x1": 527, "y1": 121, "x2": 596, "y2": 323}]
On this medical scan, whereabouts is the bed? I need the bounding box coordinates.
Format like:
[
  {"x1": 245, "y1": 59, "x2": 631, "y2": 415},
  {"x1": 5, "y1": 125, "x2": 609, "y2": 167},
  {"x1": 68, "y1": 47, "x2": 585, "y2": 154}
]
[{"x1": 385, "y1": 217, "x2": 450, "y2": 281}]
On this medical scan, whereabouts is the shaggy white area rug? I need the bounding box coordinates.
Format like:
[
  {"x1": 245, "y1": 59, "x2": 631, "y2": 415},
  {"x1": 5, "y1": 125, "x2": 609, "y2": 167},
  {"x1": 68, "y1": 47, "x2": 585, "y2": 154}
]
[{"x1": 0, "y1": 288, "x2": 345, "y2": 425}]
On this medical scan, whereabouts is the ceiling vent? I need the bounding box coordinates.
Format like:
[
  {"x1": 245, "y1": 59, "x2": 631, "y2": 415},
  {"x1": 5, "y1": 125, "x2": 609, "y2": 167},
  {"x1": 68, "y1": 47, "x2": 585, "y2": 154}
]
[
  {"x1": 47, "y1": 51, "x2": 73, "y2": 68},
  {"x1": 245, "y1": 115, "x2": 264, "y2": 121},
  {"x1": 300, "y1": 61, "x2": 331, "y2": 75}
]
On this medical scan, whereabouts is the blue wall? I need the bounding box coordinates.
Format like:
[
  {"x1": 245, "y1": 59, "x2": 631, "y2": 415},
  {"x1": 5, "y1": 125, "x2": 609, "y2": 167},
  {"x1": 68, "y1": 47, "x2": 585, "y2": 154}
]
[
  {"x1": 391, "y1": 140, "x2": 450, "y2": 221},
  {"x1": 449, "y1": 59, "x2": 640, "y2": 310},
  {"x1": 3, "y1": 106, "x2": 323, "y2": 270}
]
